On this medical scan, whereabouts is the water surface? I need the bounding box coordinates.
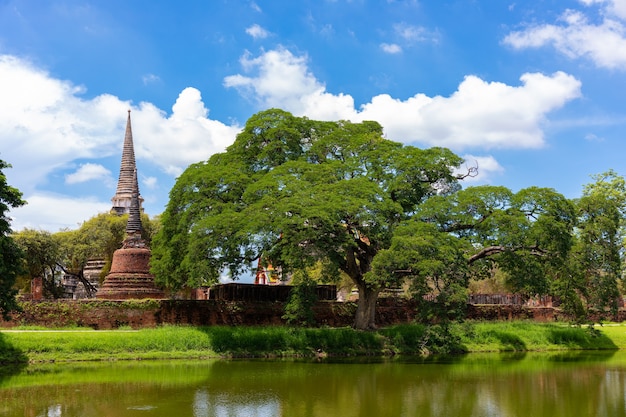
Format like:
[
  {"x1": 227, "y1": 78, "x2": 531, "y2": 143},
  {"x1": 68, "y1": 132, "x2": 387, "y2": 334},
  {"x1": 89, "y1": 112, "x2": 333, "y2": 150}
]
[{"x1": 1, "y1": 351, "x2": 626, "y2": 416}]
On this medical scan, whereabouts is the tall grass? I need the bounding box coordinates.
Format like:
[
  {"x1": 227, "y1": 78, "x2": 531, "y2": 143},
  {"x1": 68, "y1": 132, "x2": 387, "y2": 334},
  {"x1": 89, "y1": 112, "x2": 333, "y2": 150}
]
[
  {"x1": 1, "y1": 321, "x2": 623, "y2": 363},
  {"x1": 202, "y1": 326, "x2": 383, "y2": 356}
]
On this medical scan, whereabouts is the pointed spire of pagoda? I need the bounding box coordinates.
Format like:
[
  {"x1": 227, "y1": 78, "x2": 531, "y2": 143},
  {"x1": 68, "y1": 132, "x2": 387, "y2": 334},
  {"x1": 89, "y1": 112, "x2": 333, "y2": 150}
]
[
  {"x1": 121, "y1": 167, "x2": 146, "y2": 249},
  {"x1": 126, "y1": 168, "x2": 143, "y2": 235},
  {"x1": 112, "y1": 110, "x2": 143, "y2": 215}
]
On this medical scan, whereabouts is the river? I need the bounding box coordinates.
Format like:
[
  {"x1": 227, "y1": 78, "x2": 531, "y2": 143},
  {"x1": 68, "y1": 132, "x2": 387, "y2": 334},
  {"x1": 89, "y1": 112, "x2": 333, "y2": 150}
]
[{"x1": 1, "y1": 350, "x2": 626, "y2": 416}]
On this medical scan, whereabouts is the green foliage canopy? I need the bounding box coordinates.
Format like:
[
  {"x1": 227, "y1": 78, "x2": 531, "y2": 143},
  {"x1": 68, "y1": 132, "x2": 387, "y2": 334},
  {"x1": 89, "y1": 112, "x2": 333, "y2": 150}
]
[
  {"x1": 565, "y1": 170, "x2": 626, "y2": 318},
  {"x1": 13, "y1": 229, "x2": 64, "y2": 298},
  {"x1": 372, "y1": 185, "x2": 578, "y2": 321}
]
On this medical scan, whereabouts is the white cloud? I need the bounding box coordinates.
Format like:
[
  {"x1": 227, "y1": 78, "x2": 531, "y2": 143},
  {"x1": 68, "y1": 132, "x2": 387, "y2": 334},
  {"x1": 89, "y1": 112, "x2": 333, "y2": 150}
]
[
  {"x1": 381, "y1": 43, "x2": 402, "y2": 54},
  {"x1": 224, "y1": 48, "x2": 582, "y2": 150},
  {"x1": 134, "y1": 87, "x2": 242, "y2": 176},
  {"x1": 503, "y1": 1, "x2": 626, "y2": 69},
  {"x1": 609, "y1": 0, "x2": 626, "y2": 20},
  {"x1": 65, "y1": 163, "x2": 112, "y2": 184},
  {"x1": 378, "y1": 23, "x2": 438, "y2": 54},
  {"x1": 580, "y1": 0, "x2": 626, "y2": 20},
  {"x1": 224, "y1": 48, "x2": 357, "y2": 120},
  {"x1": 393, "y1": 22, "x2": 439, "y2": 44},
  {"x1": 9, "y1": 194, "x2": 111, "y2": 232},
  {"x1": 585, "y1": 132, "x2": 604, "y2": 141},
  {"x1": 246, "y1": 24, "x2": 270, "y2": 39},
  {"x1": 360, "y1": 72, "x2": 582, "y2": 150},
  {"x1": 142, "y1": 73, "x2": 161, "y2": 85}
]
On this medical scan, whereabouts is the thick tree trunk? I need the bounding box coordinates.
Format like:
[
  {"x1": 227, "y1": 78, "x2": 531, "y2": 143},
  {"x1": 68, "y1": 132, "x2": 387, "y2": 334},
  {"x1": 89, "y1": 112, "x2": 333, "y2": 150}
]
[{"x1": 354, "y1": 284, "x2": 380, "y2": 330}]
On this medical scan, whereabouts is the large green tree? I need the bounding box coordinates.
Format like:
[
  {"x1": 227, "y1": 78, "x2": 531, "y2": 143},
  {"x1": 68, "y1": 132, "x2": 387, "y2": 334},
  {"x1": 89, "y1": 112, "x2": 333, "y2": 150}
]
[
  {"x1": 152, "y1": 109, "x2": 469, "y2": 329},
  {"x1": 0, "y1": 159, "x2": 25, "y2": 319}
]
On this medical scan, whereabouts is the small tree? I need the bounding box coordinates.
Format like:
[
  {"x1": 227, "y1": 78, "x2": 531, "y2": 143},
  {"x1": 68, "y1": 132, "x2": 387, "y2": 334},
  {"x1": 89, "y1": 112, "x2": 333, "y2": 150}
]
[
  {"x1": 13, "y1": 229, "x2": 65, "y2": 298},
  {"x1": 283, "y1": 270, "x2": 318, "y2": 326}
]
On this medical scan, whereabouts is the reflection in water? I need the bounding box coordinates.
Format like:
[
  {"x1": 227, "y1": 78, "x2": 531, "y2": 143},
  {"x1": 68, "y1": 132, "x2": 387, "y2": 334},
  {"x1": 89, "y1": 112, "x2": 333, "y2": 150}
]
[
  {"x1": 193, "y1": 389, "x2": 280, "y2": 417},
  {"x1": 0, "y1": 351, "x2": 625, "y2": 416}
]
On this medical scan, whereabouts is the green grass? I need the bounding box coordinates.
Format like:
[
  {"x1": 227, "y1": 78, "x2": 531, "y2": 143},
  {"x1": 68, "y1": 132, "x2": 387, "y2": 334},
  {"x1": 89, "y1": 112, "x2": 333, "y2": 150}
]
[
  {"x1": 457, "y1": 321, "x2": 618, "y2": 352},
  {"x1": 0, "y1": 326, "x2": 216, "y2": 362},
  {"x1": 1, "y1": 321, "x2": 625, "y2": 363}
]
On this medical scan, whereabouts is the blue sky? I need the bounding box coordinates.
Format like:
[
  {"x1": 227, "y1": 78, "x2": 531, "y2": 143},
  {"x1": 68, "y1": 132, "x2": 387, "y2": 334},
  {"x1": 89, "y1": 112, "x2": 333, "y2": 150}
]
[{"x1": 1, "y1": 0, "x2": 626, "y2": 231}]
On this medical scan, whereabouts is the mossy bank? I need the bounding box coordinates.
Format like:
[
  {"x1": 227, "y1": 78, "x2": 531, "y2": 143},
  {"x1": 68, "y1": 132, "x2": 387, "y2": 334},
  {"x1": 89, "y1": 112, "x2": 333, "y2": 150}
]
[{"x1": 2, "y1": 321, "x2": 626, "y2": 364}]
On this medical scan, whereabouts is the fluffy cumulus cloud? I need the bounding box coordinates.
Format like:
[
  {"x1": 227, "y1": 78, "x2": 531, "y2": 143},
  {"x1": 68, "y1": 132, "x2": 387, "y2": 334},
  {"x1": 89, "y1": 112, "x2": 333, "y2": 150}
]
[
  {"x1": 65, "y1": 163, "x2": 113, "y2": 185},
  {"x1": 130, "y1": 87, "x2": 241, "y2": 176},
  {"x1": 223, "y1": 48, "x2": 343, "y2": 115},
  {"x1": 224, "y1": 48, "x2": 582, "y2": 150},
  {"x1": 10, "y1": 194, "x2": 111, "y2": 232},
  {"x1": 0, "y1": 55, "x2": 241, "y2": 231},
  {"x1": 223, "y1": 47, "x2": 583, "y2": 186},
  {"x1": 0, "y1": 55, "x2": 239, "y2": 190},
  {"x1": 359, "y1": 72, "x2": 582, "y2": 149},
  {"x1": 504, "y1": 0, "x2": 626, "y2": 69}
]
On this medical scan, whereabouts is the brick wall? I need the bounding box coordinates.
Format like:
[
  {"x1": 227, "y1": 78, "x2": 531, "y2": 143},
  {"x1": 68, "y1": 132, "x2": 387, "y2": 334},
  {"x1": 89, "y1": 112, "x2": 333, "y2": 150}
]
[{"x1": 0, "y1": 299, "x2": 604, "y2": 329}]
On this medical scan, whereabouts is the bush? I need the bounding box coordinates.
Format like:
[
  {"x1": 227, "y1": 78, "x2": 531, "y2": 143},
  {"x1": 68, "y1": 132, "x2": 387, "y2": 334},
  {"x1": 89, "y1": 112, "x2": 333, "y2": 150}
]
[{"x1": 282, "y1": 271, "x2": 318, "y2": 326}]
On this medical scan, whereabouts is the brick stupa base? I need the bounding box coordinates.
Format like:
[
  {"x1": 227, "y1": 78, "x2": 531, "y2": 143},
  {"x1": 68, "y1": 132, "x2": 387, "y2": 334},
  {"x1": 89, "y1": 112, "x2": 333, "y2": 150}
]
[{"x1": 97, "y1": 247, "x2": 165, "y2": 300}]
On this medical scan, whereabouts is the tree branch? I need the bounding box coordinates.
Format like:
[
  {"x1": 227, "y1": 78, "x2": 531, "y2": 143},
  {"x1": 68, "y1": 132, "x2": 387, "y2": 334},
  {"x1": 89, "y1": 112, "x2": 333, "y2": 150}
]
[
  {"x1": 468, "y1": 245, "x2": 547, "y2": 264},
  {"x1": 441, "y1": 211, "x2": 492, "y2": 233},
  {"x1": 456, "y1": 162, "x2": 479, "y2": 180}
]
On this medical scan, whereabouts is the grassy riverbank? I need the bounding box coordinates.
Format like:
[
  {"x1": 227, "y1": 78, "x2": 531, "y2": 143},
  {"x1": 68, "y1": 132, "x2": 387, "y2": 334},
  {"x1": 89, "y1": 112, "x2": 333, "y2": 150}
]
[{"x1": 2, "y1": 321, "x2": 626, "y2": 363}]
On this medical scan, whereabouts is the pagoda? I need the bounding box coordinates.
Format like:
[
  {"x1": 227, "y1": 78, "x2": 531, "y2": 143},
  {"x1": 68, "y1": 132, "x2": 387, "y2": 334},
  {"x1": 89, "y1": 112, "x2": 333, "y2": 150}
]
[{"x1": 96, "y1": 112, "x2": 165, "y2": 300}]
